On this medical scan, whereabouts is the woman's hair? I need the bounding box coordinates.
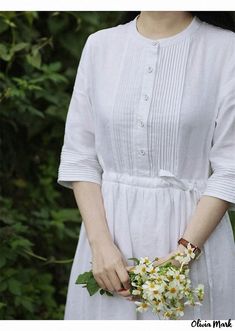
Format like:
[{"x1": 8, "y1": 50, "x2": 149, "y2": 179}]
[{"x1": 120, "y1": 11, "x2": 235, "y2": 33}]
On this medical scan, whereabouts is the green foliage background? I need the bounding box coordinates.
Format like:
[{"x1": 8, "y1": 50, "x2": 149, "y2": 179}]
[
  {"x1": 0, "y1": 11, "x2": 126, "y2": 320},
  {"x1": 0, "y1": 11, "x2": 234, "y2": 320}
]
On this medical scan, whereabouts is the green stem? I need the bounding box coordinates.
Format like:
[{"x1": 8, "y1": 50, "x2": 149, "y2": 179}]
[{"x1": 23, "y1": 249, "x2": 73, "y2": 264}]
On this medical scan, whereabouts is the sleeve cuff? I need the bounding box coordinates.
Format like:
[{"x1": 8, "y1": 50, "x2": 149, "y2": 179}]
[
  {"x1": 201, "y1": 172, "x2": 235, "y2": 211},
  {"x1": 57, "y1": 176, "x2": 102, "y2": 190},
  {"x1": 57, "y1": 154, "x2": 103, "y2": 189}
]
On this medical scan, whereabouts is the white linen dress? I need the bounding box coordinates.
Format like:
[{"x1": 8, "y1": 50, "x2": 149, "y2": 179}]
[{"x1": 57, "y1": 14, "x2": 235, "y2": 320}]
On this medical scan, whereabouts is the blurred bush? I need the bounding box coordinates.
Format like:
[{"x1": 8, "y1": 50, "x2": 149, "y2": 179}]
[{"x1": 0, "y1": 11, "x2": 125, "y2": 319}]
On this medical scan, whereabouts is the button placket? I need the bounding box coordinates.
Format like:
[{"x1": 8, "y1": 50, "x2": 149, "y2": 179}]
[
  {"x1": 152, "y1": 41, "x2": 159, "y2": 47},
  {"x1": 134, "y1": 45, "x2": 160, "y2": 174},
  {"x1": 144, "y1": 94, "x2": 149, "y2": 101}
]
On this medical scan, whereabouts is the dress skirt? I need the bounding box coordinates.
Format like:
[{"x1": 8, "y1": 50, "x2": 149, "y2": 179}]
[{"x1": 63, "y1": 170, "x2": 235, "y2": 320}]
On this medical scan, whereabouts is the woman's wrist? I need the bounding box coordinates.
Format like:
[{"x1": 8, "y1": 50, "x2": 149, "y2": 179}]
[{"x1": 89, "y1": 234, "x2": 114, "y2": 251}]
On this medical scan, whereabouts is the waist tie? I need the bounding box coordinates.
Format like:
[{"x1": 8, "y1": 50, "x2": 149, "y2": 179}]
[{"x1": 101, "y1": 169, "x2": 208, "y2": 193}]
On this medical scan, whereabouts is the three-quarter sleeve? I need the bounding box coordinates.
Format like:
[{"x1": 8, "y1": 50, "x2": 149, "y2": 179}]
[
  {"x1": 57, "y1": 35, "x2": 103, "y2": 189},
  {"x1": 202, "y1": 36, "x2": 235, "y2": 211}
]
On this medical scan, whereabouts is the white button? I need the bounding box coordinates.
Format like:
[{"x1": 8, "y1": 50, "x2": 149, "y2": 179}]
[
  {"x1": 152, "y1": 41, "x2": 159, "y2": 46},
  {"x1": 144, "y1": 94, "x2": 149, "y2": 101},
  {"x1": 147, "y1": 66, "x2": 153, "y2": 73},
  {"x1": 139, "y1": 149, "x2": 146, "y2": 156}
]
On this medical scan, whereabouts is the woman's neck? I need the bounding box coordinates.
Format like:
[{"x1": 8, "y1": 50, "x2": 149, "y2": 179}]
[{"x1": 136, "y1": 11, "x2": 194, "y2": 40}]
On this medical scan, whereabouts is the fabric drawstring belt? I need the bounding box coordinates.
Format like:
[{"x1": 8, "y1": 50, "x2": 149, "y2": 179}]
[{"x1": 101, "y1": 169, "x2": 208, "y2": 193}]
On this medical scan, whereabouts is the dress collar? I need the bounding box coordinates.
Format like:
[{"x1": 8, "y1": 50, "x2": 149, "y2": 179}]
[{"x1": 129, "y1": 14, "x2": 203, "y2": 47}]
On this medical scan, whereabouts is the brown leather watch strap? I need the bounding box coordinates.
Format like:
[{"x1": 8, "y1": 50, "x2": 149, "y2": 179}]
[{"x1": 178, "y1": 237, "x2": 201, "y2": 254}]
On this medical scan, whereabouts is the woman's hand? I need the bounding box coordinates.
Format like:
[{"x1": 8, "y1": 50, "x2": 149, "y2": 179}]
[
  {"x1": 152, "y1": 248, "x2": 182, "y2": 268},
  {"x1": 91, "y1": 239, "x2": 131, "y2": 295},
  {"x1": 152, "y1": 244, "x2": 196, "y2": 269}
]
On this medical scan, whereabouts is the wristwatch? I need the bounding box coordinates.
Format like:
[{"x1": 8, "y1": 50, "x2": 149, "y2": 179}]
[{"x1": 177, "y1": 237, "x2": 202, "y2": 260}]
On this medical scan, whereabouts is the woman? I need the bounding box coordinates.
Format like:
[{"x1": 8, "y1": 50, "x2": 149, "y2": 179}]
[{"x1": 57, "y1": 11, "x2": 235, "y2": 320}]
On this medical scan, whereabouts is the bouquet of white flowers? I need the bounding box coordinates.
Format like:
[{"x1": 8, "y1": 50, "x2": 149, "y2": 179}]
[{"x1": 76, "y1": 243, "x2": 204, "y2": 320}]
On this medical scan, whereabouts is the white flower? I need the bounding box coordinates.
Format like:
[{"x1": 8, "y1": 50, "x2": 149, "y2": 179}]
[
  {"x1": 175, "y1": 253, "x2": 191, "y2": 265},
  {"x1": 143, "y1": 285, "x2": 165, "y2": 302},
  {"x1": 152, "y1": 300, "x2": 166, "y2": 314},
  {"x1": 155, "y1": 282, "x2": 166, "y2": 293},
  {"x1": 146, "y1": 264, "x2": 156, "y2": 274},
  {"x1": 186, "y1": 278, "x2": 191, "y2": 286},
  {"x1": 165, "y1": 269, "x2": 184, "y2": 287},
  {"x1": 133, "y1": 263, "x2": 148, "y2": 276},
  {"x1": 171, "y1": 269, "x2": 186, "y2": 283},
  {"x1": 174, "y1": 305, "x2": 185, "y2": 318},
  {"x1": 134, "y1": 301, "x2": 150, "y2": 312},
  {"x1": 131, "y1": 281, "x2": 138, "y2": 287},
  {"x1": 132, "y1": 289, "x2": 141, "y2": 295},
  {"x1": 126, "y1": 254, "x2": 205, "y2": 319},
  {"x1": 185, "y1": 243, "x2": 196, "y2": 259},
  {"x1": 194, "y1": 284, "x2": 204, "y2": 300},
  {"x1": 142, "y1": 280, "x2": 165, "y2": 301},
  {"x1": 184, "y1": 289, "x2": 191, "y2": 296},
  {"x1": 139, "y1": 257, "x2": 151, "y2": 265},
  {"x1": 184, "y1": 268, "x2": 190, "y2": 276},
  {"x1": 195, "y1": 284, "x2": 204, "y2": 292},
  {"x1": 153, "y1": 291, "x2": 162, "y2": 301},
  {"x1": 165, "y1": 280, "x2": 180, "y2": 299},
  {"x1": 147, "y1": 287, "x2": 163, "y2": 301},
  {"x1": 166, "y1": 268, "x2": 176, "y2": 277},
  {"x1": 152, "y1": 272, "x2": 166, "y2": 283},
  {"x1": 142, "y1": 280, "x2": 157, "y2": 291}
]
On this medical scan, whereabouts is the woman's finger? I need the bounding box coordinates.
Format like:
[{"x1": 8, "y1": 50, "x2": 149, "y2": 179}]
[
  {"x1": 125, "y1": 265, "x2": 135, "y2": 272},
  {"x1": 108, "y1": 269, "x2": 124, "y2": 292},
  {"x1": 115, "y1": 265, "x2": 131, "y2": 290},
  {"x1": 95, "y1": 276, "x2": 107, "y2": 291},
  {"x1": 101, "y1": 274, "x2": 115, "y2": 293},
  {"x1": 116, "y1": 288, "x2": 131, "y2": 297},
  {"x1": 153, "y1": 257, "x2": 167, "y2": 267}
]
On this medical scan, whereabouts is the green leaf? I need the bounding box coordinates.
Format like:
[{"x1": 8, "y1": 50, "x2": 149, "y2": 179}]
[
  {"x1": 0, "y1": 256, "x2": 6, "y2": 268},
  {"x1": 0, "y1": 282, "x2": 7, "y2": 292},
  {"x1": 75, "y1": 270, "x2": 101, "y2": 296},
  {"x1": 26, "y1": 53, "x2": 41, "y2": 69},
  {"x1": 99, "y1": 288, "x2": 113, "y2": 296},
  {"x1": 0, "y1": 302, "x2": 7, "y2": 310},
  {"x1": 0, "y1": 20, "x2": 8, "y2": 34},
  {"x1": 0, "y1": 44, "x2": 11, "y2": 61},
  {"x1": 10, "y1": 238, "x2": 33, "y2": 250},
  {"x1": 11, "y1": 42, "x2": 29, "y2": 53},
  {"x1": 86, "y1": 277, "x2": 100, "y2": 296},
  {"x1": 4, "y1": 18, "x2": 16, "y2": 28},
  {"x1": 21, "y1": 298, "x2": 34, "y2": 312},
  {"x1": 127, "y1": 257, "x2": 139, "y2": 264},
  {"x1": 8, "y1": 279, "x2": 22, "y2": 295},
  {"x1": 51, "y1": 209, "x2": 80, "y2": 223},
  {"x1": 75, "y1": 270, "x2": 93, "y2": 284}
]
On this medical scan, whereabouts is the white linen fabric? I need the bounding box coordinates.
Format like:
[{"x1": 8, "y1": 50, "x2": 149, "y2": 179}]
[{"x1": 57, "y1": 14, "x2": 235, "y2": 320}]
